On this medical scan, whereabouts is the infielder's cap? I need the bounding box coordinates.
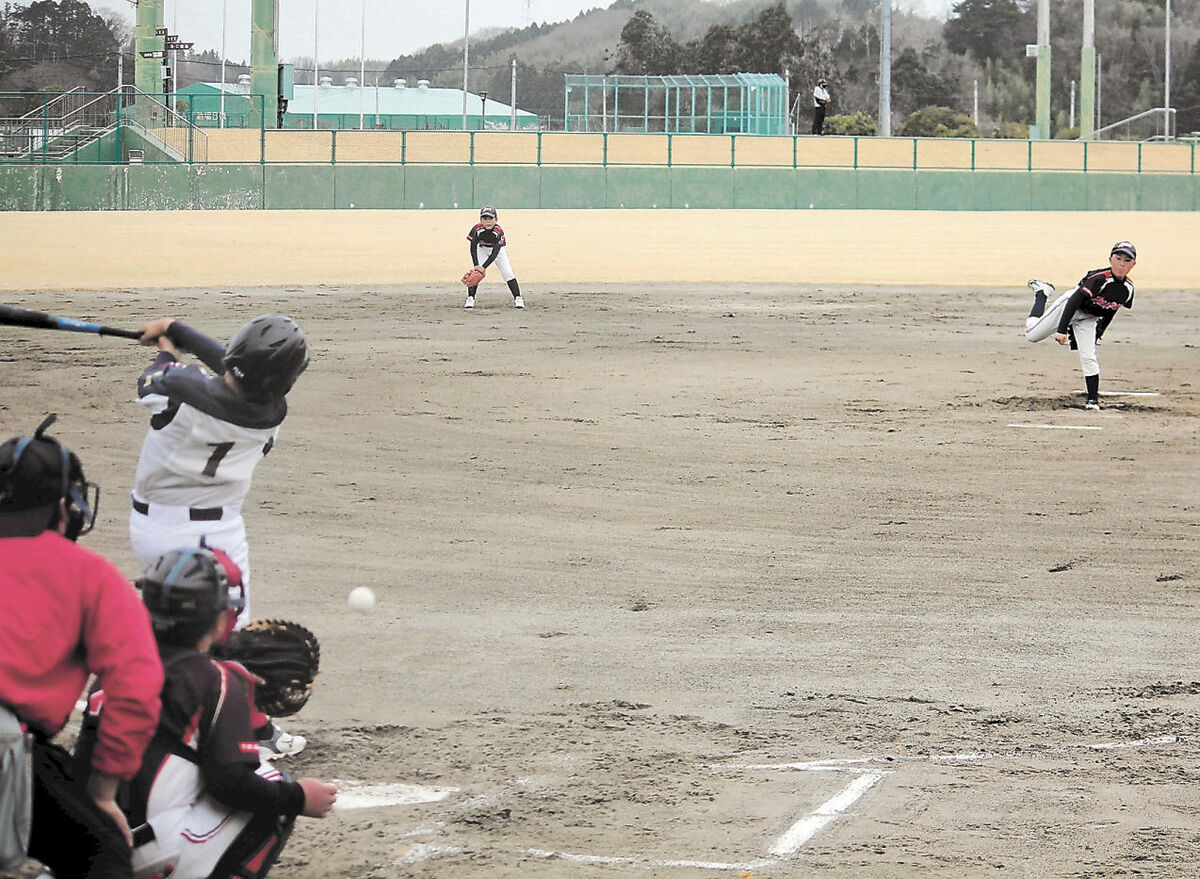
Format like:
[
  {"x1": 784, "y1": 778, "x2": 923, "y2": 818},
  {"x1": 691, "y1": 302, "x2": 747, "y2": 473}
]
[
  {"x1": 1110, "y1": 240, "x2": 1136, "y2": 259},
  {"x1": 480, "y1": 205, "x2": 497, "y2": 218}
]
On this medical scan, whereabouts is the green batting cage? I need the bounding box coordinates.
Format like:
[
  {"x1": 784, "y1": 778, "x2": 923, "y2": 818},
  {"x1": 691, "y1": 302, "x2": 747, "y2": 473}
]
[{"x1": 563, "y1": 73, "x2": 787, "y2": 135}]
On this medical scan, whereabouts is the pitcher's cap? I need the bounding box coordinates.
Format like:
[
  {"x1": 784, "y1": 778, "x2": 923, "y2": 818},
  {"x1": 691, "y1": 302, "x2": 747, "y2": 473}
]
[
  {"x1": 480, "y1": 205, "x2": 497, "y2": 218},
  {"x1": 1110, "y1": 240, "x2": 1136, "y2": 259}
]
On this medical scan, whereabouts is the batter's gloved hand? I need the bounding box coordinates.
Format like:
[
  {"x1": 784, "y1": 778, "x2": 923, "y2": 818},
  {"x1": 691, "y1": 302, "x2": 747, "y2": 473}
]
[
  {"x1": 461, "y1": 267, "x2": 486, "y2": 286},
  {"x1": 213, "y1": 619, "x2": 320, "y2": 717}
]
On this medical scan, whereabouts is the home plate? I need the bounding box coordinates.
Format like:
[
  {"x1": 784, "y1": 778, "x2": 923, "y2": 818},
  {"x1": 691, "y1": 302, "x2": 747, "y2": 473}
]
[{"x1": 333, "y1": 782, "x2": 458, "y2": 810}]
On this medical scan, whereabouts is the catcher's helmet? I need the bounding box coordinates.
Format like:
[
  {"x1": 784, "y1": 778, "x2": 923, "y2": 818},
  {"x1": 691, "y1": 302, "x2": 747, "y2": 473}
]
[
  {"x1": 0, "y1": 414, "x2": 98, "y2": 540},
  {"x1": 223, "y1": 314, "x2": 310, "y2": 402},
  {"x1": 139, "y1": 546, "x2": 246, "y2": 624}
]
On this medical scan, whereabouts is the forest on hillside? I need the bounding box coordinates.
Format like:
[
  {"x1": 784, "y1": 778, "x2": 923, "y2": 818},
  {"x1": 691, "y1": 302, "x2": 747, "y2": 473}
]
[{"x1": 1, "y1": 0, "x2": 1197, "y2": 138}]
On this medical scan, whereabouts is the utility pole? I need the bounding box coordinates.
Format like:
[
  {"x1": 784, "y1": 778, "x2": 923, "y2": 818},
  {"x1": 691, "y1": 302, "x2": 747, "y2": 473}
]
[
  {"x1": 879, "y1": 0, "x2": 891, "y2": 136},
  {"x1": 1080, "y1": 0, "x2": 1095, "y2": 138},
  {"x1": 1034, "y1": 0, "x2": 1050, "y2": 138}
]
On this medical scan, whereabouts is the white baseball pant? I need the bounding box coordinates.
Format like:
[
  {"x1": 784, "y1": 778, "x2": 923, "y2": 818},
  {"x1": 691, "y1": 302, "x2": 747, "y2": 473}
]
[
  {"x1": 477, "y1": 245, "x2": 515, "y2": 282},
  {"x1": 129, "y1": 497, "x2": 253, "y2": 628},
  {"x1": 1025, "y1": 287, "x2": 1102, "y2": 377}
]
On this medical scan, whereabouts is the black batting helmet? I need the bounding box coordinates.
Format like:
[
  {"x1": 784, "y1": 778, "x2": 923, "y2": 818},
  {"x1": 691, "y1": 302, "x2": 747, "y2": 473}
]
[
  {"x1": 223, "y1": 314, "x2": 310, "y2": 402},
  {"x1": 0, "y1": 414, "x2": 98, "y2": 540},
  {"x1": 139, "y1": 547, "x2": 245, "y2": 627}
]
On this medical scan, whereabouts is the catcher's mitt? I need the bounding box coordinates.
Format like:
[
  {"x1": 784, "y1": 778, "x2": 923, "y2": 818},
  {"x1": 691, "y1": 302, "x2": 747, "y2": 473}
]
[
  {"x1": 215, "y1": 619, "x2": 320, "y2": 718},
  {"x1": 461, "y1": 266, "x2": 486, "y2": 286}
]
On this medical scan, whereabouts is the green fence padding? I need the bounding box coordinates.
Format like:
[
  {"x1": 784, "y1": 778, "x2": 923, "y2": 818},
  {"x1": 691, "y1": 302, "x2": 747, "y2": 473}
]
[
  {"x1": 915, "y1": 170, "x2": 975, "y2": 211},
  {"x1": 1029, "y1": 172, "x2": 1088, "y2": 211},
  {"x1": 971, "y1": 172, "x2": 1032, "y2": 210},
  {"x1": 334, "y1": 164, "x2": 405, "y2": 209},
  {"x1": 857, "y1": 169, "x2": 917, "y2": 209},
  {"x1": 263, "y1": 165, "x2": 336, "y2": 209},
  {"x1": 1086, "y1": 173, "x2": 1139, "y2": 211},
  {"x1": 606, "y1": 167, "x2": 671, "y2": 208},
  {"x1": 123, "y1": 165, "x2": 191, "y2": 210},
  {"x1": 539, "y1": 166, "x2": 606, "y2": 208},
  {"x1": 671, "y1": 167, "x2": 736, "y2": 208},
  {"x1": 398, "y1": 165, "x2": 474, "y2": 209},
  {"x1": 733, "y1": 168, "x2": 792, "y2": 209},
  {"x1": 46, "y1": 165, "x2": 120, "y2": 210},
  {"x1": 795, "y1": 168, "x2": 856, "y2": 209},
  {"x1": 1134, "y1": 173, "x2": 1194, "y2": 211},
  {"x1": 0, "y1": 166, "x2": 40, "y2": 210},
  {"x1": 191, "y1": 164, "x2": 263, "y2": 210},
  {"x1": 471, "y1": 165, "x2": 542, "y2": 212}
]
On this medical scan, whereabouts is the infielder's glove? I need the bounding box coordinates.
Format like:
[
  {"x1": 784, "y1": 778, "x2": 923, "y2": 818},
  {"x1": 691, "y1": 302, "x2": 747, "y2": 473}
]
[
  {"x1": 461, "y1": 267, "x2": 486, "y2": 286},
  {"x1": 214, "y1": 619, "x2": 320, "y2": 717}
]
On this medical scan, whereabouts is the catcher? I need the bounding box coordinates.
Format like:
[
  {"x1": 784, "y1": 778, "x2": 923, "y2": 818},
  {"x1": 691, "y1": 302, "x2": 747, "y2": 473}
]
[
  {"x1": 75, "y1": 547, "x2": 335, "y2": 879},
  {"x1": 462, "y1": 205, "x2": 524, "y2": 309}
]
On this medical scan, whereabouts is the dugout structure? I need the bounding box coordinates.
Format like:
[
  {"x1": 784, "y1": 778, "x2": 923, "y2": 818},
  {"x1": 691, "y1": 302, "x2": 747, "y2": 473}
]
[{"x1": 564, "y1": 73, "x2": 787, "y2": 135}]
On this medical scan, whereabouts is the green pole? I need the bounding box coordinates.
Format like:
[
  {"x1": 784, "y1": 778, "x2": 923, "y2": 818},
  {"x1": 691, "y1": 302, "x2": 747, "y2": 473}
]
[
  {"x1": 1035, "y1": 0, "x2": 1051, "y2": 139},
  {"x1": 1079, "y1": 0, "x2": 1095, "y2": 138},
  {"x1": 250, "y1": 0, "x2": 279, "y2": 129},
  {"x1": 134, "y1": 0, "x2": 164, "y2": 97}
]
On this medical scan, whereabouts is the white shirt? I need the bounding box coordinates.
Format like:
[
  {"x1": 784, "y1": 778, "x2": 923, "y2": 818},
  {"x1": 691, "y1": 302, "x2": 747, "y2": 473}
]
[{"x1": 813, "y1": 85, "x2": 830, "y2": 108}]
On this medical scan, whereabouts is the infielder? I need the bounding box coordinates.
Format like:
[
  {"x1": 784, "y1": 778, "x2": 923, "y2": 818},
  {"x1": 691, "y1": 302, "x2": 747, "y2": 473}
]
[
  {"x1": 1024, "y1": 240, "x2": 1136, "y2": 410},
  {"x1": 464, "y1": 205, "x2": 524, "y2": 309},
  {"x1": 129, "y1": 313, "x2": 310, "y2": 757}
]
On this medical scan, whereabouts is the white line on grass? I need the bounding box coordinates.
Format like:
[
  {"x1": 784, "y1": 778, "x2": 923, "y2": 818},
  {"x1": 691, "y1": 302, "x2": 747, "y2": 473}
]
[
  {"x1": 1101, "y1": 391, "x2": 1159, "y2": 397},
  {"x1": 768, "y1": 770, "x2": 890, "y2": 857}
]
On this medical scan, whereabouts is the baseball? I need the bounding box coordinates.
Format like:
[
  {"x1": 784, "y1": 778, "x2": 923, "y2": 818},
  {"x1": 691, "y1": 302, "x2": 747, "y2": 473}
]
[{"x1": 347, "y1": 586, "x2": 376, "y2": 613}]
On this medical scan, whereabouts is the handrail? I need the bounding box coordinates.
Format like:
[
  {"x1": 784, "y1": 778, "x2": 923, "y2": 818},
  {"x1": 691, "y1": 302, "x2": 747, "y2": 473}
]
[
  {"x1": 16, "y1": 86, "x2": 84, "y2": 121},
  {"x1": 1087, "y1": 107, "x2": 1176, "y2": 142}
]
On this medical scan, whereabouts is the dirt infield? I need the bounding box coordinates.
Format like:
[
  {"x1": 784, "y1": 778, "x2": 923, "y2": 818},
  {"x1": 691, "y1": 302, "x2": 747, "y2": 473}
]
[
  {"x1": 1, "y1": 214, "x2": 1198, "y2": 877},
  {"x1": 3, "y1": 278, "x2": 1198, "y2": 878}
]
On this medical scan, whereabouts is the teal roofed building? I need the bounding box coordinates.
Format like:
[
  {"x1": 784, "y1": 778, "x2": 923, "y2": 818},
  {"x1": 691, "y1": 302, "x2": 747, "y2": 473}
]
[{"x1": 175, "y1": 77, "x2": 540, "y2": 131}]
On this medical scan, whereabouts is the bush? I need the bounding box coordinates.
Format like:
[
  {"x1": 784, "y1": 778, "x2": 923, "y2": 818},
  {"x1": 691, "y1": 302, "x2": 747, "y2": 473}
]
[
  {"x1": 994, "y1": 121, "x2": 1030, "y2": 138},
  {"x1": 822, "y1": 112, "x2": 877, "y2": 136},
  {"x1": 1053, "y1": 126, "x2": 1080, "y2": 140},
  {"x1": 896, "y1": 106, "x2": 980, "y2": 138}
]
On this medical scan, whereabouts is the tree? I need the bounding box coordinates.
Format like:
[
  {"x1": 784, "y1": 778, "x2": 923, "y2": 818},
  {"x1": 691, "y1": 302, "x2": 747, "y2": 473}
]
[
  {"x1": 732, "y1": 2, "x2": 803, "y2": 75},
  {"x1": 943, "y1": 0, "x2": 1028, "y2": 63},
  {"x1": 1175, "y1": 38, "x2": 1200, "y2": 134},
  {"x1": 897, "y1": 105, "x2": 980, "y2": 137},
  {"x1": 891, "y1": 46, "x2": 958, "y2": 117},
  {"x1": 1, "y1": 0, "x2": 119, "y2": 88},
  {"x1": 613, "y1": 10, "x2": 679, "y2": 75}
]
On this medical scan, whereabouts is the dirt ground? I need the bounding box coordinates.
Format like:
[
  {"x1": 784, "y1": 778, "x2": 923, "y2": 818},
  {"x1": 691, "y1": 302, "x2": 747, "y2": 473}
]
[{"x1": 1, "y1": 274, "x2": 1197, "y2": 878}]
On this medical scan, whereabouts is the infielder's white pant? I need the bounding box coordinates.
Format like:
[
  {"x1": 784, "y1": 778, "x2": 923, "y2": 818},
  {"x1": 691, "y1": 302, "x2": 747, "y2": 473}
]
[
  {"x1": 1025, "y1": 288, "x2": 1102, "y2": 377},
  {"x1": 476, "y1": 245, "x2": 515, "y2": 282},
  {"x1": 129, "y1": 497, "x2": 252, "y2": 627}
]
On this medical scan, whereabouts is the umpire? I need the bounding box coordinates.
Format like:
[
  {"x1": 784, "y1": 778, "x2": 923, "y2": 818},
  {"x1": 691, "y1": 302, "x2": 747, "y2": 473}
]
[{"x1": 0, "y1": 415, "x2": 162, "y2": 878}]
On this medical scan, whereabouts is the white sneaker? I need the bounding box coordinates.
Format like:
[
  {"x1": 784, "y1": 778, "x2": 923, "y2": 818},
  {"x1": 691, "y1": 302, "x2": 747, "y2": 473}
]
[
  {"x1": 513, "y1": 295, "x2": 525, "y2": 309},
  {"x1": 1085, "y1": 398, "x2": 1101, "y2": 410},
  {"x1": 1027, "y1": 279, "x2": 1055, "y2": 297},
  {"x1": 463, "y1": 295, "x2": 475, "y2": 309},
  {"x1": 259, "y1": 725, "x2": 306, "y2": 761}
]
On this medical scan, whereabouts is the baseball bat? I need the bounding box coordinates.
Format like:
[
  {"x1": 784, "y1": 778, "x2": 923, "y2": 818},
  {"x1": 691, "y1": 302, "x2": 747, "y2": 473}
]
[{"x1": 0, "y1": 303, "x2": 141, "y2": 340}]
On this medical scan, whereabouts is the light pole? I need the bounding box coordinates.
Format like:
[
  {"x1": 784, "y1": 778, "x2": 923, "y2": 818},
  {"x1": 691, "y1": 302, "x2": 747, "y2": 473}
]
[
  {"x1": 359, "y1": 0, "x2": 366, "y2": 129},
  {"x1": 1164, "y1": 0, "x2": 1172, "y2": 138},
  {"x1": 479, "y1": 91, "x2": 487, "y2": 129},
  {"x1": 219, "y1": 0, "x2": 227, "y2": 127},
  {"x1": 461, "y1": 0, "x2": 470, "y2": 129}
]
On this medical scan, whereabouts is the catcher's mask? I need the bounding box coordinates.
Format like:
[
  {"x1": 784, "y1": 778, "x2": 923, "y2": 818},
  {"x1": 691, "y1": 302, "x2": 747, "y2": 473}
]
[
  {"x1": 0, "y1": 413, "x2": 98, "y2": 540},
  {"x1": 139, "y1": 547, "x2": 246, "y2": 633},
  {"x1": 223, "y1": 313, "x2": 310, "y2": 403}
]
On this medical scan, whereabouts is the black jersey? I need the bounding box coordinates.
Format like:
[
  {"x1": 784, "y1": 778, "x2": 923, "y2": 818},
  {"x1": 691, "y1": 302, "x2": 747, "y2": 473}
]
[
  {"x1": 467, "y1": 223, "x2": 506, "y2": 249},
  {"x1": 1057, "y1": 267, "x2": 1134, "y2": 335}
]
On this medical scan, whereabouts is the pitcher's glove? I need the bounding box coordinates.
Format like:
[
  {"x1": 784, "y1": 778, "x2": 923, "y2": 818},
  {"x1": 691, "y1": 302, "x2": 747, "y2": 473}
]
[
  {"x1": 214, "y1": 619, "x2": 320, "y2": 717},
  {"x1": 461, "y1": 267, "x2": 486, "y2": 286}
]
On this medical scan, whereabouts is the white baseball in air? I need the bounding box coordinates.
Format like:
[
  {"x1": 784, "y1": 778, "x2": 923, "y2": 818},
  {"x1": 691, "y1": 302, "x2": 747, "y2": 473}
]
[{"x1": 347, "y1": 586, "x2": 376, "y2": 613}]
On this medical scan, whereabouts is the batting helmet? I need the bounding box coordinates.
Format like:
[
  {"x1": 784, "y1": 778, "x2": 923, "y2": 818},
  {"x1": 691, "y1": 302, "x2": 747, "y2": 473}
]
[
  {"x1": 223, "y1": 314, "x2": 310, "y2": 402},
  {"x1": 139, "y1": 546, "x2": 245, "y2": 625},
  {"x1": 0, "y1": 413, "x2": 98, "y2": 540}
]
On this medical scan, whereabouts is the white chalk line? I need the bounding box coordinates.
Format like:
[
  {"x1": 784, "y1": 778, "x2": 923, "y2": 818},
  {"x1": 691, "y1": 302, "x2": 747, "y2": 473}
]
[
  {"x1": 1007, "y1": 423, "x2": 1104, "y2": 430},
  {"x1": 721, "y1": 734, "x2": 1179, "y2": 773},
  {"x1": 769, "y1": 770, "x2": 890, "y2": 857},
  {"x1": 525, "y1": 849, "x2": 772, "y2": 871},
  {"x1": 1101, "y1": 391, "x2": 1159, "y2": 397}
]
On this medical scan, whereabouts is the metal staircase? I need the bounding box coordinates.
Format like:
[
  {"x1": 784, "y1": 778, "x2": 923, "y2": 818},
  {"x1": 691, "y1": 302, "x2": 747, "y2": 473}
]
[{"x1": 0, "y1": 86, "x2": 207, "y2": 162}]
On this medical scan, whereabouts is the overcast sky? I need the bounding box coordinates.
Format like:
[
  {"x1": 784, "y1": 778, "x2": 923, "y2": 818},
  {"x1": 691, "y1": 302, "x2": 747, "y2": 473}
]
[{"x1": 84, "y1": 0, "x2": 954, "y2": 65}]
